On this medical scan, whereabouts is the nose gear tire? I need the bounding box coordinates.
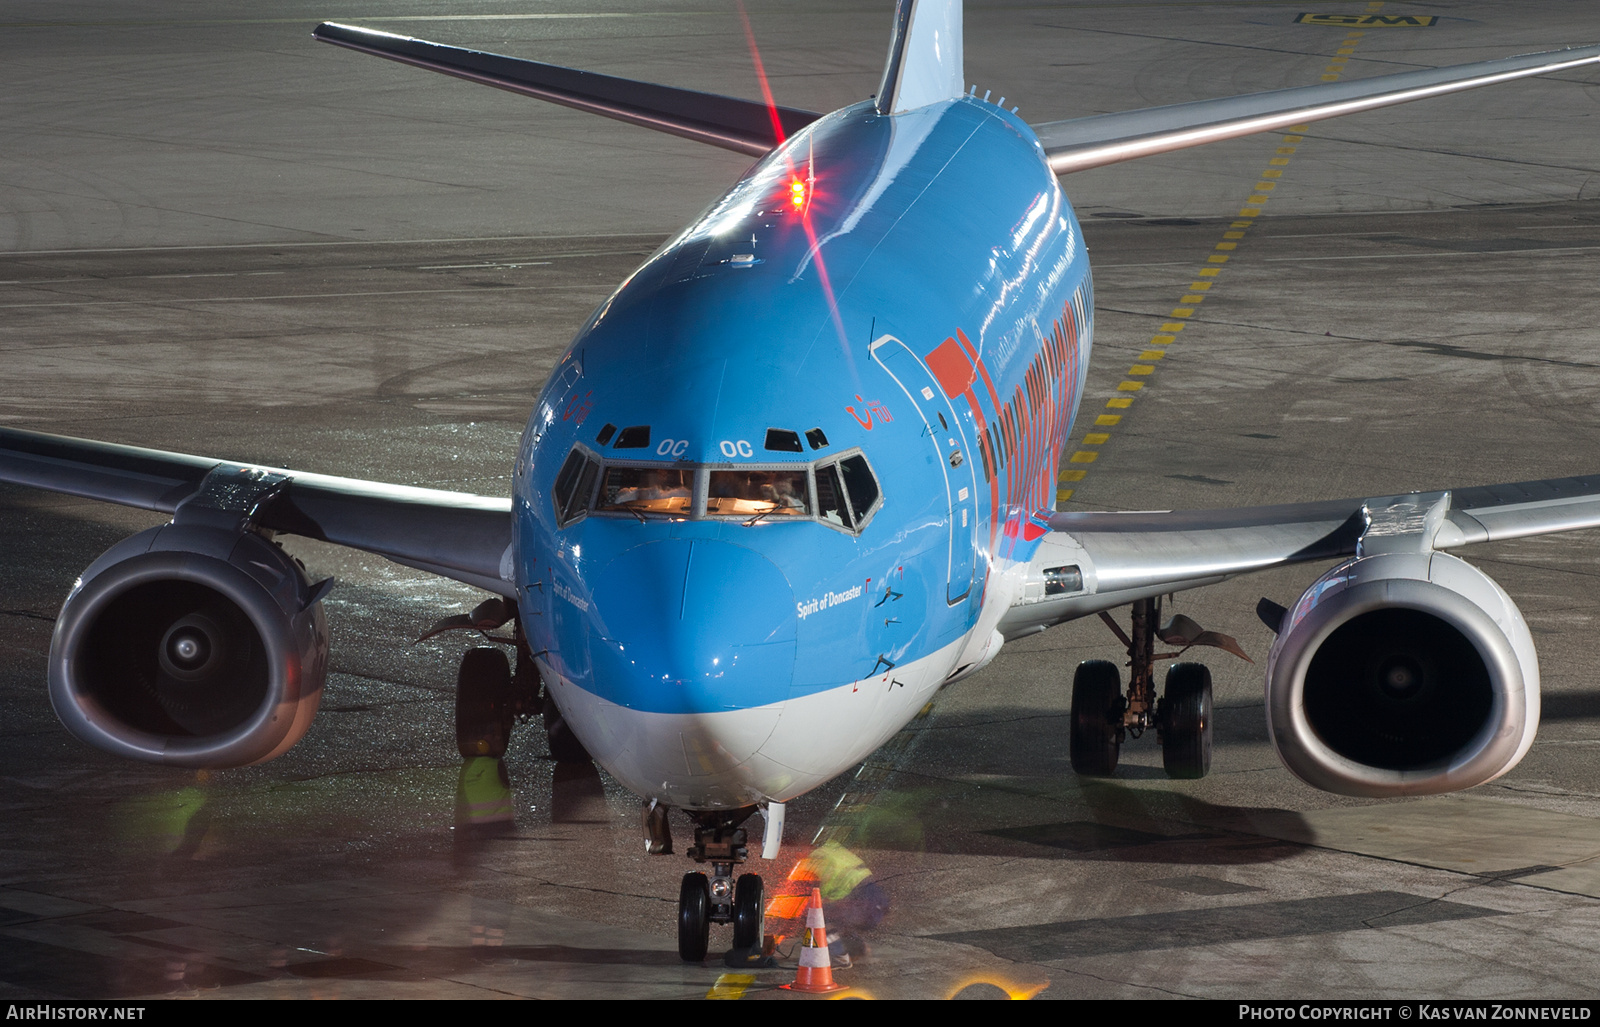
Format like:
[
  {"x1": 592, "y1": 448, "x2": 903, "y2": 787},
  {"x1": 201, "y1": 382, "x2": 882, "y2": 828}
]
[
  {"x1": 732, "y1": 873, "x2": 764, "y2": 951},
  {"x1": 678, "y1": 872, "x2": 711, "y2": 962}
]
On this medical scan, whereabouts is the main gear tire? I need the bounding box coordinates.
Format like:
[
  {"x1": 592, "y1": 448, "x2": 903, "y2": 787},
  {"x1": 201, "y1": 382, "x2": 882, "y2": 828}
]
[
  {"x1": 455, "y1": 647, "x2": 512, "y2": 759},
  {"x1": 1161, "y1": 662, "x2": 1213, "y2": 779},
  {"x1": 1070, "y1": 659, "x2": 1124, "y2": 776}
]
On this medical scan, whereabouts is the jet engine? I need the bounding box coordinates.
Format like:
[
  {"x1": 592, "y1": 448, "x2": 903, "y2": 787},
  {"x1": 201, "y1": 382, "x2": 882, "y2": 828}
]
[
  {"x1": 48, "y1": 523, "x2": 330, "y2": 768},
  {"x1": 1265, "y1": 551, "x2": 1539, "y2": 797}
]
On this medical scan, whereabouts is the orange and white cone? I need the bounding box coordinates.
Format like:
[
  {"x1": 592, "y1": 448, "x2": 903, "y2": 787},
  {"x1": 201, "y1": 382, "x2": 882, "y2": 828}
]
[{"x1": 781, "y1": 887, "x2": 848, "y2": 994}]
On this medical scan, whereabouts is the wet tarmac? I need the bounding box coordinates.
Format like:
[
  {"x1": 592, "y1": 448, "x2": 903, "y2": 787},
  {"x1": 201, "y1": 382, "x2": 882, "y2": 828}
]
[{"x1": 3, "y1": 0, "x2": 1600, "y2": 1001}]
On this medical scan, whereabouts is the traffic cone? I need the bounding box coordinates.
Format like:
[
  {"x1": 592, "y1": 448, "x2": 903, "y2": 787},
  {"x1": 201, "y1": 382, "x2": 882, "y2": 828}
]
[{"x1": 781, "y1": 888, "x2": 848, "y2": 994}]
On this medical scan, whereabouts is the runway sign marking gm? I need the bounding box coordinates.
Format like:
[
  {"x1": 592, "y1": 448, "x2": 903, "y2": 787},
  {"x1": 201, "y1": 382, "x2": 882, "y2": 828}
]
[{"x1": 1296, "y1": 14, "x2": 1438, "y2": 26}]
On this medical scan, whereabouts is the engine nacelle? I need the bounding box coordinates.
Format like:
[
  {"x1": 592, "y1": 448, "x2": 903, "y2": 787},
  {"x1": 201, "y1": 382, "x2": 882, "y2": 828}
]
[
  {"x1": 1265, "y1": 551, "x2": 1539, "y2": 797},
  {"x1": 49, "y1": 524, "x2": 329, "y2": 768}
]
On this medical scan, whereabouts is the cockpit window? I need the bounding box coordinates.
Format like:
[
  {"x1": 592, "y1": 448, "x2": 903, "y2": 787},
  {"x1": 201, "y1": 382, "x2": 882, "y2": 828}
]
[
  {"x1": 552, "y1": 445, "x2": 881, "y2": 533},
  {"x1": 613, "y1": 425, "x2": 651, "y2": 449},
  {"x1": 814, "y1": 462, "x2": 853, "y2": 530},
  {"x1": 838, "y1": 455, "x2": 881, "y2": 521},
  {"x1": 764, "y1": 428, "x2": 803, "y2": 453},
  {"x1": 552, "y1": 448, "x2": 601, "y2": 526},
  {"x1": 597, "y1": 467, "x2": 693, "y2": 514},
  {"x1": 707, "y1": 469, "x2": 810, "y2": 517}
]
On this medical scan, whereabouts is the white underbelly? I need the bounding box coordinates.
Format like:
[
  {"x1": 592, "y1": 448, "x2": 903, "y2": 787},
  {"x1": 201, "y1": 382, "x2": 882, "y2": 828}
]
[{"x1": 538, "y1": 633, "x2": 968, "y2": 808}]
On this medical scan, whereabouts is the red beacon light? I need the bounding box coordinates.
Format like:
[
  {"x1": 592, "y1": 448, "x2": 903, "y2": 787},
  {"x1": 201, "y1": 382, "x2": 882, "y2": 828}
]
[{"x1": 789, "y1": 178, "x2": 807, "y2": 210}]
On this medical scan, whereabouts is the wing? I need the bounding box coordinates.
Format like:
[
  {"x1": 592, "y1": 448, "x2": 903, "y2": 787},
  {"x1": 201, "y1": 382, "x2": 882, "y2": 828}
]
[
  {"x1": 1034, "y1": 43, "x2": 1600, "y2": 174},
  {"x1": 0, "y1": 427, "x2": 514, "y2": 597},
  {"x1": 1000, "y1": 475, "x2": 1600, "y2": 637},
  {"x1": 312, "y1": 22, "x2": 820, "y2": 157}
]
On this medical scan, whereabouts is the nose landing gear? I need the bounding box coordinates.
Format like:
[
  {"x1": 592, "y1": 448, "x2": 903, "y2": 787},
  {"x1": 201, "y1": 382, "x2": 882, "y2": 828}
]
[{"x1": 675, "y1": 807, "x2": 765, "y2": 962}]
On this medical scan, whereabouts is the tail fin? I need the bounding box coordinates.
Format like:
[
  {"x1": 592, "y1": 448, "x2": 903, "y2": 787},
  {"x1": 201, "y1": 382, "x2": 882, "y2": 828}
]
[{"x1": 876, "y1": 0, "x2": 964, "y2": 115}]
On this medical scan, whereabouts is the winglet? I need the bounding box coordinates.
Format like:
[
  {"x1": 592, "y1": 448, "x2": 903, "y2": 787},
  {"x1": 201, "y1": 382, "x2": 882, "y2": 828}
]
[{"x1": 876, "y1": 0, "x2": 964, "y2": 115}]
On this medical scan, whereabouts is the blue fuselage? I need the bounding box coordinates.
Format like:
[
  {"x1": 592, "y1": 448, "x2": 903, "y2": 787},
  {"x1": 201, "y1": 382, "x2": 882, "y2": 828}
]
[{"x1": 511, "y1": 96, "x2": 1093, "y2": 807}]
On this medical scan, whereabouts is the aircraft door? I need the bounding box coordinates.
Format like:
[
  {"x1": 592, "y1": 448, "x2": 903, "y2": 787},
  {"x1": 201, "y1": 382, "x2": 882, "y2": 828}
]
[{"x1": 870, "y1": 335, "x2": 978, "y2": 604}]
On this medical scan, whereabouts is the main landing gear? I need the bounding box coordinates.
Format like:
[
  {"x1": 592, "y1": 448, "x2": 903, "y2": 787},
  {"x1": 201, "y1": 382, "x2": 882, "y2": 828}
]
[
  {"x1": 428, "y1": 597, "x2": 544, "y2": 760},
  {"x1": 674, "y1": 808, "x2": 765, "y2": 962},
  {"x1": 1069, "y1": 595, "x2": 1244, "y2": 779},
  {"x1": 431, "y1": 597, "x2": 596, "y2": 765}
]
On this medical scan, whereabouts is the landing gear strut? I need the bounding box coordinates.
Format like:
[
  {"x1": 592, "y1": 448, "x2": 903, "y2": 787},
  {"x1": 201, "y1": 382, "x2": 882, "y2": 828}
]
[
  {"x1": 1067, "y1": 596, "x2": 1234, "y2": 779},
  {"x1": 446, "y1": 601, "x2": 543, "y2": 759},
  {"x1": 675, "y1": 807, "x2": 764, "y2": 962}
]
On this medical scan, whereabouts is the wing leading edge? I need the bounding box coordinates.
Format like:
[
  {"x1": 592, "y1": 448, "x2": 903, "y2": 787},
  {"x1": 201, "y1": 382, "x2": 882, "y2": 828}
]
[
  {"x1": 0, "y1": 428, "x2": 514, "y2": 598},
  {"x1": 312, "y1": 22, "x2": 820, "y2": 157},
  {"x1": 1035, "y1": 43, "x2": 1600, "y2": 174},
  {"x1": 1001, "y1": 475, "x2": 1600, "y2": 638}
]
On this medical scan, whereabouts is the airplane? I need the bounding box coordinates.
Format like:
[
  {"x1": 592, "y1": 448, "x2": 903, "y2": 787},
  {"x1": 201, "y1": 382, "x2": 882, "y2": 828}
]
[{"x1": 2, "y1": 0, "x2": 1599, "y2": 964}]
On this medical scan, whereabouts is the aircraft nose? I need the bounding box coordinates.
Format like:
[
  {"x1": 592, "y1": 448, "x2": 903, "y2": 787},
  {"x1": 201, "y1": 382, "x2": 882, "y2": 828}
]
[{"x1": 589, "y1": 539, "x2": 796, "y2": 713}]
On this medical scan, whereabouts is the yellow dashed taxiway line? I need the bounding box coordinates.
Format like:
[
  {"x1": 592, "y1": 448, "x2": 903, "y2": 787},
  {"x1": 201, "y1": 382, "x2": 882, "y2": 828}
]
[
  {"x1": 706, "y1": 972, "x2": 757, "y2": 999},
  {"x1": 1056, "y1": 4, "x2": 1383, "y2": 505}
]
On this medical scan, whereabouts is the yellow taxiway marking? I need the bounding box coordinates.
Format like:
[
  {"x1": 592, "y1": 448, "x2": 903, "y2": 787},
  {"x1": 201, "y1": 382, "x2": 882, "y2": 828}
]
[
  {"x1": 1055, "y1": 10, "x2": 1381, "y2": 506},
  {"x1": 707, "y1": 974, "x2": 756, "y2": 1000}
]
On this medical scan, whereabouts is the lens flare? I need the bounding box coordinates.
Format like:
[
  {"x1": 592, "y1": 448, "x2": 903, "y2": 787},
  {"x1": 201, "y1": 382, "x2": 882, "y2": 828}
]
[{"x1": 735, "y1": 0, "x2": 785, "y2": 146}]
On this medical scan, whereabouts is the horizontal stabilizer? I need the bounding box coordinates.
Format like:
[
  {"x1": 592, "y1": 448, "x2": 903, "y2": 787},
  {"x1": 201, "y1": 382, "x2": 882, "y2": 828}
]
[
  {"x1": 1036, "y1": 43, "x2": 1600, "y2": 174},
  {"x1": 0, "y1": 428, "x2": 514, "y2": 597},
  {"x1": 313, "y1": 22, "x2": 820, "y2": 157}
]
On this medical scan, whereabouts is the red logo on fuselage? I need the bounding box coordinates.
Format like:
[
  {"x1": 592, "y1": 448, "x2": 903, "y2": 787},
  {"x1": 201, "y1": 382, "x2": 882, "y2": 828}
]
[
  {"x1": 846, "y1": 395, "x2": 892, "y2": 429},
  {"x1": 562, "y1": 389, "x2": 594, "y2": 424}
]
